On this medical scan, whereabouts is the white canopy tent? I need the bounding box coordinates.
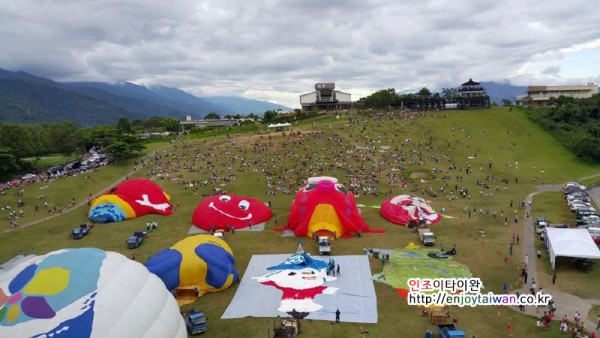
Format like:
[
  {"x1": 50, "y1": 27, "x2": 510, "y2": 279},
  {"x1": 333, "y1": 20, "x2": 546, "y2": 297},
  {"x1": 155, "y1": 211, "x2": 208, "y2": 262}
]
[
  {"x1": 544, "y1": 228, "x2": 600, "y2": 270},
  {"x1": 267, "y1": 123, "x2": 292, "y2": 130}
]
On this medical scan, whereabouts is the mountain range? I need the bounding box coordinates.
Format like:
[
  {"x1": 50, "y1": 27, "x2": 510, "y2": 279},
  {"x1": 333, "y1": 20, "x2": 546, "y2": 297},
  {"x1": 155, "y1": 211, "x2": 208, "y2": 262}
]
[
  {"x1": 480, "y1": 81, "x2": 526, "y2": 105},
  {"x1": 0, "y1": 68, "x2": 531, "y2": 127},
  {"x1": 0, "y1": 68, "x2": 291, "y2": 127}
]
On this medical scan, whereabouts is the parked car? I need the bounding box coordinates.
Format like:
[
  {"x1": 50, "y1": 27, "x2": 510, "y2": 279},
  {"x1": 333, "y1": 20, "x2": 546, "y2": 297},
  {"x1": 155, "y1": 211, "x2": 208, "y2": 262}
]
[
  {"x1": 568, "y1": 198, "x2": 591, "y2": 206},
  {"x1": 570, "y1": 203, "x2": 593, "y2": 211},
  {"x1": 564, "y1": 186, "x2": 586, "y2": 194},
  {"x1": 565, "y1": 182, "x2": 586, "y2": 190},
  {"x1": 576, "y1": 210, "x2": 597, "y2": 218},
  {"x1": 567, "y1": 196, "x2": 588, "y2": 203},
  {"x1": 21, "y1": 173, "x2": 37, "y2": 180},
  {"x1": 579, "y1": 215, "x2": 600, "y2": 223},
  {"x1": 573, "y1": 206, "x2": 596, "y2": 214},
  {"x1": 46, "y1": 165, "x2": 63, "y2": 176},
  {"x1": 577, "y1": 222, "x2": 600, "y2": 229},
  {"x1": 536, "y1": 222, "x2": 548, "y2": 234}
]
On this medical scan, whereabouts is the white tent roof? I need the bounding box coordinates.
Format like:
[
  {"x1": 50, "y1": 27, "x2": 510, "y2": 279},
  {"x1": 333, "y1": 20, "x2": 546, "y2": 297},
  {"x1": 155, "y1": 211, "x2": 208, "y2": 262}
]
[
  {"x1": 545, "y1": 227, "x2": 600, "y2": 269},
  {"x1": 267, "y1": 123, "x2": 291, "y2": 128}
]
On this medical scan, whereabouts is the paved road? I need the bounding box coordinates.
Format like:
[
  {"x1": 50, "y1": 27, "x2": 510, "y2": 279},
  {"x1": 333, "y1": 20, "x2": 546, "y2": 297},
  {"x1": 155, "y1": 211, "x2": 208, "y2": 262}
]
[{"x1": 509, "y1": 180, "x2": 600, "y2": 331}]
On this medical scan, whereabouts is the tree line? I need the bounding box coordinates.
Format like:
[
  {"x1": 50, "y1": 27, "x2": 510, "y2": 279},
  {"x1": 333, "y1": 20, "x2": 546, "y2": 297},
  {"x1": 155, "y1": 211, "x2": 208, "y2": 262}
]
[
  {"x1": 523, "y1": 95, "x2": 600, "y2": 162},
  {"x1": 0, "y1": 117, "x2": 180, "y2": 180}
]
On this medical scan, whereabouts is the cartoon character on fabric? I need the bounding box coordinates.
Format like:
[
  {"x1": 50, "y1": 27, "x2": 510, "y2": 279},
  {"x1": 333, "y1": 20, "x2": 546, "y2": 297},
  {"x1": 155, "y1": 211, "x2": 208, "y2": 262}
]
[
  {"x1": 380, "y1": 195, "x2": 441, "y2": 226},
  {"x1": 192, "y1": 194, "x2": 272, "y2": 231},
  {"x1": 252, "y1": 253, "x2": 337, "y2": 318},
  {"x1": 279, "y1": 177, "x2": 384, "y2": 239},
  {"x1": 88, "y1": 179, "x2": 173, "y2": 223}
]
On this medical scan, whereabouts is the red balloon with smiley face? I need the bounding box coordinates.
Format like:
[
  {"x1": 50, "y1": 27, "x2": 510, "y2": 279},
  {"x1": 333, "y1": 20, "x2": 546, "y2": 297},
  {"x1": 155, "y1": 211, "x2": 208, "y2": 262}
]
[{"x1": 192, "y1": 194, "x2": 273, "y2": 230}]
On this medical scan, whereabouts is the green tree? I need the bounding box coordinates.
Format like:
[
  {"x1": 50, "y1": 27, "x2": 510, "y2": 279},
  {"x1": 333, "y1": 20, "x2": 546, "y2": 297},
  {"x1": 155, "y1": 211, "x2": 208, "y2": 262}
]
[
  {"x1": 104, "y1": 141, "x2": 132, "y2": 160},
  {"x1": 572, "y1": 136, "x2": 600, "y2": 162},
  {"x1": 161, "y1": 117, "x2": 180, "y2": 132},
  {"x1": 119, "y1": 133, "x2": 145, "y2": 154},
  {"x1": 80, "y1": 125, "x2": 119, "y2": 150},
  {"x1": 356, "y1": 89, "x2": 398, "y2": 108},
  {"x1": 117, "y1": 117, "x2": 133, "y2": 134},
  {"x1": 44, "y1": 122, "x2": 80, "y2": 155},
  {"x1": 442, "y1": 88, "x2": 459, "y2": 99},
  {"x1": 204, "y1": 112, "x2": 221, "y2": 119},
  {"x1": 0, "y1": 124, "x2": 35, "y2": 158},
  {"x1": 417, "y1": 87, "x2": 431, "y2": 97},
  {"x1": 263, "y1": 110, "x2": 278, "y2": 122},
  {"x1": 0, "y1": 150, "x2": 20, "y2": 181},
  {"x1": 502, "y1": 99, "x2": 512, "y2": 107}
]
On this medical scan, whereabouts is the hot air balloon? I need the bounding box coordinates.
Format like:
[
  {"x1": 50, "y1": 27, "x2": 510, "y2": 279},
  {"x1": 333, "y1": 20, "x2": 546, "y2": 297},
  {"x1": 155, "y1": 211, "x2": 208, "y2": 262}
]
[
  {"x1": 88, "y1": 178, "x2": 173, "y2": 223},
  {"x1": 0, "y1": 248, "x2": 186, "y2": 338}
]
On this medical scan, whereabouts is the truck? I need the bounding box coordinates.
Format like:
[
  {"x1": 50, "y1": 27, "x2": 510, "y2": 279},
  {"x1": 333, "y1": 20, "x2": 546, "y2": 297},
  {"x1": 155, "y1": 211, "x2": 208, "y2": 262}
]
[
  {"x1": 127, "y1": 232, "x2": 145, "y2": 249},
  {"x1": 436, "y1": 323, "x2": 466, "y2": 338},
  {"x1": 182, "y1": 310, "x2": 207, "y2": 335},
  {"x1": 71, "y1": 224, "x2": 91, "y2": 239},
  {"x1": 318, "y1": 236, "x2": 331, "y2": 255},
  {"x1": 418, "y1": 228, "x2": 436, "y2": 246}
]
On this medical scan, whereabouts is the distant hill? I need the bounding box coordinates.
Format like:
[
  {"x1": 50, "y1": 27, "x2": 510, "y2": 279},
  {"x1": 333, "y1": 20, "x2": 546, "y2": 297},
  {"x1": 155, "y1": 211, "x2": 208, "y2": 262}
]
[
  {"x1": 0, "y1": 68, "x2": 292, "y2": 126},
  {"x1": 203, "y1": 96, "x2": 292, "y2": 115},
  {"x1": 0, "y1": 73, "x2": 143, "y2": 126},
  {"x1": 481, "y1": 81, "x2": 526, "y2": 105},
  {"x1": 63, "y1": 82, "x2": 232, "y2": 119}
]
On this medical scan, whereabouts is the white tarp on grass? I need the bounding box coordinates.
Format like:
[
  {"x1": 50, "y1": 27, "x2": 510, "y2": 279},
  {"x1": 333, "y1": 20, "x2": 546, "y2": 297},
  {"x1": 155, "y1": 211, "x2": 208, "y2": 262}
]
[
  {"x1": 221, "y1": 254, "x2": 378, "y2": 323},
  {"x1": 545, "y1": 227, "x2": 600, "y2": 269}
]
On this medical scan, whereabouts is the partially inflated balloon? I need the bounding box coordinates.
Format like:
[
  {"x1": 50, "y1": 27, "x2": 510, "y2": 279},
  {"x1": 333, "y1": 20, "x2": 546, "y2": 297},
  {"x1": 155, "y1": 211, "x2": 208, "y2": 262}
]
[
  {"x1": 192, "y1": 194, "x2": 272, "y2": 230},
  {"x1": 0, "y1": 248, "x2": 185, "y2": 338},
  {"x1": 88, "y1": 178, "x2": 173, "y2": 223},
  {"x1": 380, "y1": 195, "x2": 441, "y2": 226},
  {"x1": 279, "y1": 177, "x2": 384, "y2": 239},
  {"x1": 146, "y1": 235, "x2": 238, "y2": 296}
]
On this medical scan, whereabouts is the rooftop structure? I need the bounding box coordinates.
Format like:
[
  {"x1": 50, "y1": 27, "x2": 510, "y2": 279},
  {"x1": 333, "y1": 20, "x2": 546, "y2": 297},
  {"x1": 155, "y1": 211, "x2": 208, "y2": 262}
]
[
  {"x1": 516, "y1": 83, "x2": 598, "y2": 107},
  {"x1": 300, "y1": 83, "x2": 352, "y2": 111}
]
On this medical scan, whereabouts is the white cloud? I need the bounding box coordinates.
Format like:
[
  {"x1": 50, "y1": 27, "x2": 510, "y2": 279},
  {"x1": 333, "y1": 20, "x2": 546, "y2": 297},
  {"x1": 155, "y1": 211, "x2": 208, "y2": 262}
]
[{"x1": 0, "y1": 0, "x2": 599, "y2": 109}]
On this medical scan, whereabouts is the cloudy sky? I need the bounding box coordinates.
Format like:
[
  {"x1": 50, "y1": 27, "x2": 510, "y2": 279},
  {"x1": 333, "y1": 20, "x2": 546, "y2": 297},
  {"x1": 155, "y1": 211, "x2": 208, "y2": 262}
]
[{"x1": 1, "y1": 0, "x2": 599, "y2": 108}]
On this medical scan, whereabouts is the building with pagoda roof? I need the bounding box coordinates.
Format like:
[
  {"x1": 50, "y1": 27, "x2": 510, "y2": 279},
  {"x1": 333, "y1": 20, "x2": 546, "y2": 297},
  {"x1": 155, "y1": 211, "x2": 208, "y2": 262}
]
[{"x1": 456, "y1": 78, "x2": 490, "y2": 109}]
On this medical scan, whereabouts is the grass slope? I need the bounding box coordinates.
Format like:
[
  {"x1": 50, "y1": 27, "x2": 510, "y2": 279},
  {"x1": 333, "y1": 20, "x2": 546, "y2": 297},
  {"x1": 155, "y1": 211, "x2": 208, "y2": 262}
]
[{"x1": 0, "y1": 107, "x2": 598, "y2": 338}]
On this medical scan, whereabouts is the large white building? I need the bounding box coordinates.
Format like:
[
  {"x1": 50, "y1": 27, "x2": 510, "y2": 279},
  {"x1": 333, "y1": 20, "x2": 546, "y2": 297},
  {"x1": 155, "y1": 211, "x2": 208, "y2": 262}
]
[
  {"x1": 300, "y1": 83, "x2": 352, "y2": 111},
  {"x1": 516, "y1": 83, "x2": 598, "y2": 107}
]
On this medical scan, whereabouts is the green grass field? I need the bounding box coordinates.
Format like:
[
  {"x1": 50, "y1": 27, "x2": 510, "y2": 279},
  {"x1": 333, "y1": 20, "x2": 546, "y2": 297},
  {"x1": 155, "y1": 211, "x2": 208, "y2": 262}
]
[{"x1": 1, "y1": 107, "x2": 598, "y2": 338}]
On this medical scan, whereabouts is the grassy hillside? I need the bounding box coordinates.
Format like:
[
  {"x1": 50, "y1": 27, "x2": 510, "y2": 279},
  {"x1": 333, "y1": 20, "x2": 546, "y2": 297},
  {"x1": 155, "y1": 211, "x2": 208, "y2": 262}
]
[{"x1": 0, "y1": 107, "x2": 598, "y2": 338}]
